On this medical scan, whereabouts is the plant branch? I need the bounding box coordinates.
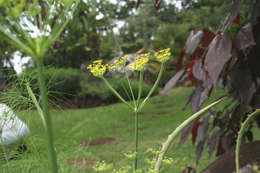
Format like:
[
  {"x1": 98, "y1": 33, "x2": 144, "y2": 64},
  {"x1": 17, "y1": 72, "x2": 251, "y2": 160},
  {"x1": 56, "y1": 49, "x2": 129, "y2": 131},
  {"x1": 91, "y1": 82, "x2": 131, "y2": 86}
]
[
  {"x1": 126, "y1": 73, "x2": 137, "y2": 108},
  {"x1": 235, "y1": 109, "x2": 260, "y2": 173},
  {"x1": 137, "y1": 70, "x2": 144, "y2": 107},
  {"x1": 102, "y1": 77, "x2": 134, "y2": 110},
  {"x1": 154, "y1": 97, "x2": 225, "y2": 171},
  {"x1": 138, "y1": 63, "x2": 165, "y2": 111}
]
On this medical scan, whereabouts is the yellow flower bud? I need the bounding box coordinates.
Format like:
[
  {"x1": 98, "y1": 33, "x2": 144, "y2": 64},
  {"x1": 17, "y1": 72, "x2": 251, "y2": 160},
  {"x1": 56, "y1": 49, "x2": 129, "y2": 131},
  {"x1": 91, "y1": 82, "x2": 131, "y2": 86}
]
[
  {"x1": 154, "y1": 48, "x2": 171, "y2": 63},
  {"x1": 87, "y1": 59, "x2": 106, "y2": 77},
  {"x1": 130, "y1": 53, "x2": 150, "y2": 71}
]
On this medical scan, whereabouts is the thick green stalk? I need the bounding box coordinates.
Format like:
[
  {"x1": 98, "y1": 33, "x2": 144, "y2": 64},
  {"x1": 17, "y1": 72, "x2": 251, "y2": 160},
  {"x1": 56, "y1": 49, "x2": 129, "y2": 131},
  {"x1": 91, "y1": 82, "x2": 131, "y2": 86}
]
[
  {"x1": 102, "y1": 77, "x2": 134, "y2": 109},
  {"x1": 154, "y1": 97, "x2": 225, "y2": 171},
  {"x1": 138, "y1": 63, "x2": 165, "y2": 111},
  {"x1": 133, "y1": 111, "x2": 139, "y2": 171},
  {"x1": 235, "y1": 109, "x2": 260, "y2": 173},
  {"x1": 36, "y1": 58, "x2": 58, "y2": 173}
]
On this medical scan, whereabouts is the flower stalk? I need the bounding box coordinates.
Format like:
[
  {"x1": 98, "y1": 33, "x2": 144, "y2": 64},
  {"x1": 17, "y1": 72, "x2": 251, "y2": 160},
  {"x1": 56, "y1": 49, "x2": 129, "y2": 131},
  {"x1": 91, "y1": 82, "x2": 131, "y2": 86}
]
[{"x1": 137, "y1": 63, "x2": 165, "y2": 112}]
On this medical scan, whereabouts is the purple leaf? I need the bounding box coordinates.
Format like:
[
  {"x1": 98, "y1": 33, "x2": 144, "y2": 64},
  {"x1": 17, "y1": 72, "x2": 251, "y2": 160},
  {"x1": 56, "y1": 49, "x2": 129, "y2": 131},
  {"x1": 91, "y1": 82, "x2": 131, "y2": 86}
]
[
  {"x1": 221, "y1": 133, "x2": 234, "y2": 151},
  {"x1": 245, "y1": 130, "x2": 253, "y2": 142},
  {"x1": 192, "y1": 59, "x2": 206, "y2": 81},
  {"x1": 198, "y1": 116, "x2": 210, "y2": 141},
  {"x1": 160, "y1": 69, "x2": 185, "y2": 98},
  {"x1": 183, "y1": 30, "x2": 195, "y2": 55},
  {"x1": 190, "y1": 85, "x2": 204, "y2": 114},
  {"x1": 220, "y1": 0, "x2": 244, "y2": 32},
  {"x1": 199, "y1": 87, "x2": 211, "y2": 106},
  {"x1": 183, "y1": 89, "x2": 195, "y2": 110},
  {"x1": 190, "y1": 84, "x2": 211, "y2": 114},
  {"x1": 154, "y1": 0, "x2": 162, "y2": 10},
  {"x1": 179, "y1": 122, "x2": 193, "y2": 146},
  {"x1": 233, "y1": 22, "x2": 256, "y2": 52},
  {"x1": 207, "y1": 130, "x2": 221, "y2": 157},
  {"x1": 205, "y1": 34, "x2": 232, "y2": 87},
  {"x1": 192, "y1": 59, "x2": 213, "y2": 90},
  {"x1": 201, "y1": 28, "x2": 216, "y2": 48},
  {"x1": 136, "y1": 0, "x2": 141, "y2": 9},
  {"x1": 196, "y1": 140, "x2": 206, "y2": 164},
  {"x1": 186, "y1": 30, "x2": 203, "y2": 55},
  {"x1": 251, "y1": 91, "x2": 260, "y2": 109},
  {"x1": 230, "y1": 61, "x2": 257, "y2": 106},
  {"x1": 192, "y1": 119, "x2": 201, "y2": 145}
]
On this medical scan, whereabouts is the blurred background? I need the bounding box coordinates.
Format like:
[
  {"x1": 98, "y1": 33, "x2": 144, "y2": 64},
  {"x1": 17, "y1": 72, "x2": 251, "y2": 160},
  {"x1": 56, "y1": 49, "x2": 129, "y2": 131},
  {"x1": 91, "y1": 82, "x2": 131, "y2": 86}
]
[{"x1": 0, "y1": 0, "x2": 237, "y2": 108}]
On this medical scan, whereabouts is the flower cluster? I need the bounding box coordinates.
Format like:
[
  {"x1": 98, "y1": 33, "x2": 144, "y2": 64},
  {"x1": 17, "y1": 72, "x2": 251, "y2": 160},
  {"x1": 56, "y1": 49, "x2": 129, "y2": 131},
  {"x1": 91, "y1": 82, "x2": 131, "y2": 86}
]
[
  {"x1": 87, "y1": 60, "x2": 106, "y2": 77},
  {"x1": 108, "y1": 55, "x2": 128, "y2": 71},
  {"x1": 154, "y1": 48, "x2": 171, "y2": 63},
  {"x1": 129, "y1": 53, "x2": 150, "y2": 71},
  {"x1": 87, "y1": 48, "x2": 171, "y2": 76}
]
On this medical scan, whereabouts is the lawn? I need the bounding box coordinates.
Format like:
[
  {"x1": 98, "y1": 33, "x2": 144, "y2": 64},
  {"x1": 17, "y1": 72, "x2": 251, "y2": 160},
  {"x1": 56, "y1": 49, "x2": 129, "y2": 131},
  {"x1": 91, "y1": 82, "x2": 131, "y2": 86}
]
[{"x1": 0, "y1": 87, "x2": 259, "y2": 173}]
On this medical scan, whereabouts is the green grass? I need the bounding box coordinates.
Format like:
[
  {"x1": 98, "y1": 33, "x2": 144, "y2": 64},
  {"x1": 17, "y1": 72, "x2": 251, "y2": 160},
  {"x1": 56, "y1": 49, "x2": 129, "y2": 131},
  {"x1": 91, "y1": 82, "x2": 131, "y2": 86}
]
[{"x1": 0, "y1": 87, "x2": 259, "y2": 172}]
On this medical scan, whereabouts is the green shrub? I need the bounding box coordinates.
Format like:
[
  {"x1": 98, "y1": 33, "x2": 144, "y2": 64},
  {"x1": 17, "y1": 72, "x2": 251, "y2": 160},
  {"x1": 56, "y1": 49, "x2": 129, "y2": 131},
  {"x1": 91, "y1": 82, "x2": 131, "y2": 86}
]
[
  {"x1": 80, "y1": 77, "x2": 159, "y2": 104},
  {"x1": 0, "y1": 68, "x2": 82, "y2": 108},
  {"x1": 44, "y1": 68, "x2": 81, "y2": 99}
]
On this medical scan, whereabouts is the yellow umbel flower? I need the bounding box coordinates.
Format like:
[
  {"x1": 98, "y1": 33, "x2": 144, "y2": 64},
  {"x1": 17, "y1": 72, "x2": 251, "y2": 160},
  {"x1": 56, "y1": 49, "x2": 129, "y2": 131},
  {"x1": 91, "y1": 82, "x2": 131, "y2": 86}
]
[
  {"x1": 108, "y1": 55, "x2": 128, "y2": 71},
  {"x1": 154, "y1": 48, "x2": 171, "y2": 63},
  {"x1": 87, "y1": 59, "x2": 106, "y2": 77},
  {"x1": 130, "y1": 53, "x2": 150, "y2": 71}
]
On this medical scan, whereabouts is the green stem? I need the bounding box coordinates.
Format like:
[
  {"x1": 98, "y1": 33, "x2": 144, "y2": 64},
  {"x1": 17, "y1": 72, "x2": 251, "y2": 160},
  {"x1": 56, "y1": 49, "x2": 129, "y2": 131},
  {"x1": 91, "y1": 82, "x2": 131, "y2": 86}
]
[
  {"x1": 133, "y1": 111, "x2": 139, "y2": 171},
  {"x1": 26, "y1": 83, "x2": 47, "y2": 129},
  {"x1": 154, "y1": 97, "x2": 225, "y2": 171},
  {"x1": 138, "y1": 63, "x2": 165, "y2": 111},
  {"x1": 137, "y1": 70, "x2": 144, "y2": 107},
  {"x1": 102, "y1": 77, "x2": 134, "y2": 110},
  {"x1": 36, "y1": 58, "x2": 58, "y2": 173},
  {"x1": 235, "y1": 109, "x2": 260, "y2": 173},
  {"x1": 125, "y1": 73, "x2": 137, "y2": 108}
]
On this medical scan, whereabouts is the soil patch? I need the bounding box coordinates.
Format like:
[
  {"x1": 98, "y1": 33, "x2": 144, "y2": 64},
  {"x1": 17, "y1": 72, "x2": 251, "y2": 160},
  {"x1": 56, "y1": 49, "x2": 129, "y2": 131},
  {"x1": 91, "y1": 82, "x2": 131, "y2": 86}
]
[
  {"x1": 81, "y1": 137, "x2": 117, "y2": 146},
  {"x1": 68, "y1": 157, "x2": 95, "y2": 167}
]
